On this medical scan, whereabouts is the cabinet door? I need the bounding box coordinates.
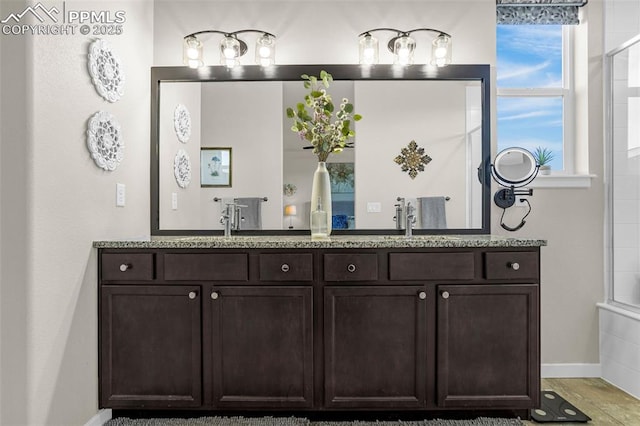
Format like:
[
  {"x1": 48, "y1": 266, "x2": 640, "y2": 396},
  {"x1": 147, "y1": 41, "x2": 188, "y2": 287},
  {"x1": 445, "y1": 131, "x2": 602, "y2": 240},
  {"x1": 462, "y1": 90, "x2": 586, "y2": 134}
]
[
  {"x1": 209, "y1": 286, "x2": 313, "y2": 408},
  {"x1": 324, "y1": 286, "x2": 427, "y2": 408},
  {"x1": 437, "y1": 284, "x2": 539, "y2": 409},
  {"x1": 100, "y1": 285, "x2": 202, "y2": 408}
]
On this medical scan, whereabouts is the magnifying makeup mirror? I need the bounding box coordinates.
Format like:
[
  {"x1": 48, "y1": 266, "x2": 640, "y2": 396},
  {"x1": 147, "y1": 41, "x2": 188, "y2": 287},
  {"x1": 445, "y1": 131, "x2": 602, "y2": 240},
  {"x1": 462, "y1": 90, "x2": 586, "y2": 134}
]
[
  {"x1": 490, "y1": 147, "x2": 539, "y2": 231},
  {"x1": 493, "y1": 147, "x2": 538, "y2": 187}
]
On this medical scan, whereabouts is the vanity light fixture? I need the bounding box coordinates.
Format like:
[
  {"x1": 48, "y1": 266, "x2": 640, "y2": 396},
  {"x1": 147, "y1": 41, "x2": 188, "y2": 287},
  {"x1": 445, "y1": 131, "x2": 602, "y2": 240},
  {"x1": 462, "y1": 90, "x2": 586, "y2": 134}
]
[
  {"x1": 183, "y1": 29, "x2": 276, "y2": 69},
  {"x1": 358, "y1": 28, "x2": 452, "y2": 66}
]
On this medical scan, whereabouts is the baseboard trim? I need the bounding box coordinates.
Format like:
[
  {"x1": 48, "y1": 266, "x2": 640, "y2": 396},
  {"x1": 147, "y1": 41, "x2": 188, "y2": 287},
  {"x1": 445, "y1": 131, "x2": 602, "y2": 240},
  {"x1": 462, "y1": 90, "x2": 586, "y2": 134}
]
[
  {"x1": 85, "y1": 409, "x2": 112, "y2": 426},
  {"x1": 542, "y1": 363, "x2": 602, "y2": 378}
]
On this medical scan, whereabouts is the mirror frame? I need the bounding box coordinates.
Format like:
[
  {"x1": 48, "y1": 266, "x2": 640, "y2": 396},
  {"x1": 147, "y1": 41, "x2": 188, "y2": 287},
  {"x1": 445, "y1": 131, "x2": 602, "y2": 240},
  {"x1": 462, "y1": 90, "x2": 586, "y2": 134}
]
[{"x1": 151, "y1": 64, "x2": 491, "y2": 236}]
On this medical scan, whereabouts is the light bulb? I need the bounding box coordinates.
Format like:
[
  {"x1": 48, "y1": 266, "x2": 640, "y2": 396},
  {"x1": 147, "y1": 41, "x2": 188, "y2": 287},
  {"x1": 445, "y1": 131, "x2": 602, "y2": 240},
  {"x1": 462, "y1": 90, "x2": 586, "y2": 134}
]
[
  {"x1": 220, "y1": 36, "x2": 241, "y2": 68},
  {"x1": 431, "y1": 34, "x2": 452, "y2": 67},
  {"x1": 359, "y1": 34, "x2": 379, "y2": 65},
  {"x1": 183, "y1": 36, "x2": 203, "y2": 68},
  {"x1": 255, "y1": 34, "x2": 275, "y2": 66},
  {"x1": 393, "y1": 35, "x2": 415, "y2": 66},
  {"x1": 223, "y1": 47, "x2": 237, "y2": 59}
]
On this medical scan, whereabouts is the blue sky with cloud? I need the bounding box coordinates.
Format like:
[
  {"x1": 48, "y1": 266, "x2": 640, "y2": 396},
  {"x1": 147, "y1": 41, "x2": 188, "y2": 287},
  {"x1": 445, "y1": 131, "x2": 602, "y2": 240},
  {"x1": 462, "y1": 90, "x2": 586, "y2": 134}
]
[{"x1": 497, "y1": 25, "x2": 564, "y2": 171}]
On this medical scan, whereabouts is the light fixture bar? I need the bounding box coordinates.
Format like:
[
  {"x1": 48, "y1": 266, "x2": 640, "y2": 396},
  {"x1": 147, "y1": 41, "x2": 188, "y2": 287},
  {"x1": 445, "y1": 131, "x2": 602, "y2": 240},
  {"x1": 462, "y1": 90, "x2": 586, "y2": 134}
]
[
  {"x1": 358, "y1": 27, "x2": 452, "y2": 67},
  {"x1": 182, "y1": 29, "x2": 276, "y2": 69}
]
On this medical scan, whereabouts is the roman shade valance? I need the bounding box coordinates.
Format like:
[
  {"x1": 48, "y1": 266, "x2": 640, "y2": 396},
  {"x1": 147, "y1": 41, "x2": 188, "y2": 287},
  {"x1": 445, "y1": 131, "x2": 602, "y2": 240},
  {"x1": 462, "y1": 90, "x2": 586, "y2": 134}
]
[{"x1": 497, "y1": 0, "x2": 588, "y2": 25}]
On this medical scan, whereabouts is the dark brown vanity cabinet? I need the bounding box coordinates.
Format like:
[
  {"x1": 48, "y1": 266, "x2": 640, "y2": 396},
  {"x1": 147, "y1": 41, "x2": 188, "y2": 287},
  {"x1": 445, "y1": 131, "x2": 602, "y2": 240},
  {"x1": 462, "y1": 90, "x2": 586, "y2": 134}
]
[
  {"x1": 208, "y1": 285, "x2": 314, "y2": 408},
  {"x1": 436, "y1": 284, "x2": 539, "y2": 409},
  {"x1": 98, "y1": 246, "x2": 541, "y2": 414},
  {"x1": 324, "y1": 285, "x2": 427, "y2": 408},
  {"x1": 99, "y1": 285, "x2": 202, "y2": 408}
]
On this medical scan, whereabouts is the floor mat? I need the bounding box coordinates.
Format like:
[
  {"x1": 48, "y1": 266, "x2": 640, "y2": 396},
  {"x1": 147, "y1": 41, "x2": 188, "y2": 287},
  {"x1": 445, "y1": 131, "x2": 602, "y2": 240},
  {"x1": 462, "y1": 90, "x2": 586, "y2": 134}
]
[{"x1": 531, "y1": 390, "x2": 591, "y2": 423}]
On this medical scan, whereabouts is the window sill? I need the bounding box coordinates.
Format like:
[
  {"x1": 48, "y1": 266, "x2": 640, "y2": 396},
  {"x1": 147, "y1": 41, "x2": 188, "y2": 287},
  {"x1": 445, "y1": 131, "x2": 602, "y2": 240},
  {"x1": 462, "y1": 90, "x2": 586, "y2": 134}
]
[{"x1": 529, "y1": 174, "x2": 596, "y2": 189}]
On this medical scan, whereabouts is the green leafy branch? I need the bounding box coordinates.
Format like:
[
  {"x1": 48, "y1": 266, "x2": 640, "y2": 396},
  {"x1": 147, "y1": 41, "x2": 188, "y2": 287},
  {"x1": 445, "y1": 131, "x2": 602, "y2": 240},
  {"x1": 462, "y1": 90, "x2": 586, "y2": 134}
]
[{"x1": 286, "y1": 70, "x2": 362, "y2": 162}]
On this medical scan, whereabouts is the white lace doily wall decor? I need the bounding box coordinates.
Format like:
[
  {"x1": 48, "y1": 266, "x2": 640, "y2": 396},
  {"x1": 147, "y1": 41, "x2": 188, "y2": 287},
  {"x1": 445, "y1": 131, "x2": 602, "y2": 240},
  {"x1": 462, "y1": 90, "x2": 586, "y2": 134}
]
[
  {"x1": 174, "y1": 104, "x2": 192, "y2": 143},
  {"x1": 88, "y1": 39, "x2": 125, "y2": 102},
  {"x1": 87, "y1": 111, "x2": 124, "y2": 171},
  {"x1": 174, "y1": 149, "x2": 192, "y2": 188}
]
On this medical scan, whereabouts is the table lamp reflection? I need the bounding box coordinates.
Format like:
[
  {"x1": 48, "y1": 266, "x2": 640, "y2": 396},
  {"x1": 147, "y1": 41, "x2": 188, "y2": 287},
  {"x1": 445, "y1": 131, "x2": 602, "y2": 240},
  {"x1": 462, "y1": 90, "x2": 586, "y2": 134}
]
[{"x1": 284, "y1": 204, "x2": 297, "y2": 229}]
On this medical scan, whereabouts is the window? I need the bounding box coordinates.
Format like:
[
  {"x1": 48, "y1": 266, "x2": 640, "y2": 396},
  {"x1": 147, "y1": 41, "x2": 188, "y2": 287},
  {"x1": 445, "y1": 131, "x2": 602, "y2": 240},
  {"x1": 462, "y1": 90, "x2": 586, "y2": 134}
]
[{"x1": 497, "y1": 25, "x2": 573, "y2": 174}]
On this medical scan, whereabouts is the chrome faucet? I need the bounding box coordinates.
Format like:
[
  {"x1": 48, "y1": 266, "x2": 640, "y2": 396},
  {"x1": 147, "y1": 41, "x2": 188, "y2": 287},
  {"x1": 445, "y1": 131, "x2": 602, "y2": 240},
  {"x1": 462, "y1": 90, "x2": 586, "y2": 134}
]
[
  {"x1": 219, "y1": 202, "x2": 247, "y2": 236},
  {"x1": 393, "y1": 197, "x2": 406, "y2": 230},
  {"x1": 220, "y1": 203, "x2": 236, "y2": 236},
  {"x1": 405, "y1": 202, "x2": 416, "y2": 237}
]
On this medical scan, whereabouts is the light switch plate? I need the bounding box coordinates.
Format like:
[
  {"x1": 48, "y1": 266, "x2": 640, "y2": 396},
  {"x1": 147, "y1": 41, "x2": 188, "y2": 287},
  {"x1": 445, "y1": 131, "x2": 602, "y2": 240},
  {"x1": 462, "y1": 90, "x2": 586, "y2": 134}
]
[
  {"x1": 172, "y1": 192, "x2": 178, "y2": 210},
  {"x1": 116, "y1": 183, "x2": 125, "y2": 207}
]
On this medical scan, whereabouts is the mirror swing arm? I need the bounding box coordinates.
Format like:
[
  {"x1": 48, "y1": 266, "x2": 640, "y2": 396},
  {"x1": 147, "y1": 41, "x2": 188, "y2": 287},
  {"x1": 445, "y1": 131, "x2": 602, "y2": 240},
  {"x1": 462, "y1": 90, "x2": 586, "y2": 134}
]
[{"x1": 490, "y1": 147, "x2": 540, "y2": 232}]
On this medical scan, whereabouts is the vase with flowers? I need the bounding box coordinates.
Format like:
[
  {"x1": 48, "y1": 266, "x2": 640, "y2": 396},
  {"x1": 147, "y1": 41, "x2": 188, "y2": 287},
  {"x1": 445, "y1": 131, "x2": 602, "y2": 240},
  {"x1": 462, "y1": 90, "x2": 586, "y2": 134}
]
[{"x1": 286, "y1": 70, "x2": 362, "y2": 239}]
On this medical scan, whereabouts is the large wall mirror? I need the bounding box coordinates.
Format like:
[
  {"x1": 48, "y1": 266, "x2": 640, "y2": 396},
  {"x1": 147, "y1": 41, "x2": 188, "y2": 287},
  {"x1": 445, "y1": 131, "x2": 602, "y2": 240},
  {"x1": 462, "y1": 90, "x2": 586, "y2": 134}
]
[{"x1": 151, "y1": 64, "x2": 491, "y2": 236}]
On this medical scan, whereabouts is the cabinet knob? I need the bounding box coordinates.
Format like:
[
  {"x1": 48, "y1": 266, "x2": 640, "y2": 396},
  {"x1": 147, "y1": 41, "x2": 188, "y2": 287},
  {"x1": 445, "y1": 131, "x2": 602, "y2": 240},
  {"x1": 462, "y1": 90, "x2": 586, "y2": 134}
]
[
  {"x1": 508, "y1": 262, "x2": 521, "y2": 271},
  {"x1": 119, "y1": 263, "x2": 130, "y2": 272},
  {"x1": 211, "y1": 291, "x2": 219, "y2": 300},
  {"x1": 281, "y1": 263, "x2": 290, "y2": 273},
  {"x1": 188, "y1": 291, "x2": 197, "y2": 300},
  {"x1": 441, "y1": 291, "x2": 450, "y2": 299},
  {"x1": 419, "y1": 291, "x2": 427, "y2": 300},
  {"x1": 347, "y1": 263, "x2": 357, "y2": 273}
]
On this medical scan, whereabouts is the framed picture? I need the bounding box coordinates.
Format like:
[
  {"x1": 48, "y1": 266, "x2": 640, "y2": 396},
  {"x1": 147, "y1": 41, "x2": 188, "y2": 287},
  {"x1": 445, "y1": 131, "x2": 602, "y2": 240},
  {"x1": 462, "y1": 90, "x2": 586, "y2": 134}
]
[{"x1": 200, "y1": 147, "x2": 232, "y2": 187}]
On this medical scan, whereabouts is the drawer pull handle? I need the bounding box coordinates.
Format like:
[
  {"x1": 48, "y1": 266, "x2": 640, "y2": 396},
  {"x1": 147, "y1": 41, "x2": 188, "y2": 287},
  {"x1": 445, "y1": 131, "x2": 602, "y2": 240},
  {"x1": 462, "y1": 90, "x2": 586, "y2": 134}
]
[
  {"x1": 419, "y1": 291, "x2": 427, "y2": 300},
  {"x1": 441, "y1": 291, "x2": 450, "y2": 300},
  {"x1": 508, "y1": 262, "x2": 521, "y2": 271},
  {"x1": 119, "y1": 263, "x2": 131, "y2": 272},
  {"x1": 211, "y1": 292, "x2": 219, "y2": 300},
  {"x1": 188, "y1": 291, "x2": 197, "y2": 300},
  {"x1": 281, "y1": 264, "x2": 290, "y2": 273},
  {"x1": 347, "y1": 264, "x2": 357, "y2": 273}
]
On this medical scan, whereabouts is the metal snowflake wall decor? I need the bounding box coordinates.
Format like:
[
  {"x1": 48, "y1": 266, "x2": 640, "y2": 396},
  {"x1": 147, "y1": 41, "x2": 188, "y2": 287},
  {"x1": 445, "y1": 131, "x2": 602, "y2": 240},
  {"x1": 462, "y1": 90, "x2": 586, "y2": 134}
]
[
  {"x1": 394, "y1": 140, "x2": 432, "y2": 179},
  {"x1": 174, "y1": 149, "x2": 192, "y2": 188},
  {"x1": 86, "y1": 111, "x2": 123, "y2": 171},
  {"x1": 88, "y1": 39, "x2": 125, "y2": 102},
  {"x1": 174, "y1": 104, "x2": 191, "y2": 143}
]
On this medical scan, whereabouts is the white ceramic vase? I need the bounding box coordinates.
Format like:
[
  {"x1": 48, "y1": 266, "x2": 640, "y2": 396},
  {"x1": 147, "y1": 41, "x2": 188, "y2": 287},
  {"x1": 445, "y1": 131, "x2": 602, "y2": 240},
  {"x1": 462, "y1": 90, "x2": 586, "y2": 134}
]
[{"x1": 310, "y1": 162, "x2": 332, "y2": 239}]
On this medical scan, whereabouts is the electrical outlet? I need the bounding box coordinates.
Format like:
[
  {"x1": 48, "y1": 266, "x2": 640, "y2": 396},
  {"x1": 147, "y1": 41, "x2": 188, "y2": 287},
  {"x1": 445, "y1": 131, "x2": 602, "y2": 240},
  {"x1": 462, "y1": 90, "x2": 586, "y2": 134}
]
[
  {"x1": 367, "y1": 202, "x2": 382, "y2": 213},
  {"x1": 515, "y1": 198, "x2": 528, "y2": 208},
  {"x1": 116, "y1": 183, "x2": 125, "y2": 207},
  {"x1": 172, "y1": 192, "x2": 178, "y2": 210}
]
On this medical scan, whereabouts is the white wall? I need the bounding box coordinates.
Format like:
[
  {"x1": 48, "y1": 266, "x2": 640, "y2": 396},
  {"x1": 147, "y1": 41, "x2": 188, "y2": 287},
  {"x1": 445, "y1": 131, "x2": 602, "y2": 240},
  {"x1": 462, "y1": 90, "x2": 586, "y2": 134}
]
[
  {"x1": 0, "y1": 1, "x2": 153, "y2": 424},
  {"x1": 200, "y1": 82, "x2": 283, "y2": 229},
  {"x1": 0, "y1": 0, "x2": 614, "y2": 424},
  {"x1": 354, "y1": 81, "x2": 470, "y2": 229},
  {"x1": 491, "y1": 1, "x2": 605, "y2": 371},
  {"x1": 160, "y1": 82, "x2": 202, "y2": 229}
]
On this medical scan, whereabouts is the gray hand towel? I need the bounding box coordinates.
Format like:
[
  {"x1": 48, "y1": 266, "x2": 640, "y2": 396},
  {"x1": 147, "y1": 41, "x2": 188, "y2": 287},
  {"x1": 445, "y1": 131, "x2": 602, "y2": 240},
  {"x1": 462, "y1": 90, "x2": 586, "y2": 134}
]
[
  {"x1": 418, "y1": 196, "x2": 447, "y2": 229},
  {"x1": 235, "y1": 197, "x2": 262, "y2": 230}
]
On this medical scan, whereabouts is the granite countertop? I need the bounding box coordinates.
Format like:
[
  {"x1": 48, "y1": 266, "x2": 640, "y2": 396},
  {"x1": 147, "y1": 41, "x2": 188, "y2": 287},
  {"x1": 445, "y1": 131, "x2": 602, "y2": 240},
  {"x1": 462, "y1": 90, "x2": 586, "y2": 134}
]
[{"x1": 93, "y1": 235, "x2": 547, "y2": 249}]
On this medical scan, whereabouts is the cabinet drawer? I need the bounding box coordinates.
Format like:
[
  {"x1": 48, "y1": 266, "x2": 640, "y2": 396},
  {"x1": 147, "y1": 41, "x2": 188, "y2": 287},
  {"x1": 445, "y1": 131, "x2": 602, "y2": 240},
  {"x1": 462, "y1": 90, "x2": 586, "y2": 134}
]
[
  {"x1": 324, "y1": 254, "x2": 378, "y2": 282},
  {"x1": 485, "y1": 251, "x2": 539, "y2": 280},
  {"x1": 259, "y1": 253, "x2": 313, "y2": 282},
  {"x1": 164, "y1": 253, "x2": 248, "y2": 281},
  {"x1": 389, "y1": 252, "x2": 475, "y2": 281},
  {"x1": 101, "y1": 253, "x2": 154, "y2": 281}
]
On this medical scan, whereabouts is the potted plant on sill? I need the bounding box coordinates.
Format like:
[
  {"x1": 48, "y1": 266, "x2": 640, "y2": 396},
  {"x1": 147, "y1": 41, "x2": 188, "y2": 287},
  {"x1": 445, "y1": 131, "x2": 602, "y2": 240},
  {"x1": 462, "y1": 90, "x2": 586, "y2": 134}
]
[{"x1": 533, "y1": 146, "x2": 554, "y2": 175}]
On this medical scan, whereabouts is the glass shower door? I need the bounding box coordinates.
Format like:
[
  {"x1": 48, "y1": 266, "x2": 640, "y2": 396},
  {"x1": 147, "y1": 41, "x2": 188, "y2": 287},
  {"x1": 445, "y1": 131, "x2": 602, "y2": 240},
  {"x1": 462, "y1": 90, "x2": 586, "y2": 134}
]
[{"x1": 607, "y1": 35, "x2": 640, "y2": 310}]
